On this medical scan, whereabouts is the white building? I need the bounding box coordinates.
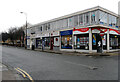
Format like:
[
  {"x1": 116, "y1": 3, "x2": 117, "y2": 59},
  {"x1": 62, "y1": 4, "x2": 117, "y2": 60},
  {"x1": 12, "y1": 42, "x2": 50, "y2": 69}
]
[{"x1": 27, "y1": 6, "x2": 120, "y2": 53}]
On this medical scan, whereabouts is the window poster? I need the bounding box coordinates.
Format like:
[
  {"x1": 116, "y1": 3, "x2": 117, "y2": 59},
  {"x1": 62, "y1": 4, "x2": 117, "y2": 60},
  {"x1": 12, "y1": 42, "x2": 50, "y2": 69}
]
[
  {"x1": 76, "y1": 35, "x2": 89, "y2": 49},
  {"x1": 77, "y1": 38, "x2": 80, "y2": 48},
  {"x1": 93, "y1": 34, "x2": 96, "y2": 45},
  {"x1": 102, "y1": 35, "x2": 106, "y2": 45}
]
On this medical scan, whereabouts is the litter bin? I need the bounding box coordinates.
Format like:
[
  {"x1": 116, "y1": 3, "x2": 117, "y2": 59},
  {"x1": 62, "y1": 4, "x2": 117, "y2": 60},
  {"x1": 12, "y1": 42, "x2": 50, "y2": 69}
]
[{"x1": 32, "y1": 45, "x2": 35, "y2": 50}]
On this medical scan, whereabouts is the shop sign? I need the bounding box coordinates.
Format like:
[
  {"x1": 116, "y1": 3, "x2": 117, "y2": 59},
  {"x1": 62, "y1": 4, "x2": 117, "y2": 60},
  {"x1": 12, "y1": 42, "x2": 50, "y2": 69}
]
[
  {"x1": 27, "y1": 36, "x2": 30, "y2": 39},
  {"x1": 60, "y1": 30, "x2": 73, "y2": 36},
  {"x1": 73, "y1": 28, "x2": 89, "y2": 34},
  {"x1": 52, "y1": 31, "x2": 59, "y2": 36},
  {"x1": 92, "y1": 28, "x2": 107, "y2": 33},
  {"x1": 109, "y1": 29, "x2": 120, "y2": 35}
]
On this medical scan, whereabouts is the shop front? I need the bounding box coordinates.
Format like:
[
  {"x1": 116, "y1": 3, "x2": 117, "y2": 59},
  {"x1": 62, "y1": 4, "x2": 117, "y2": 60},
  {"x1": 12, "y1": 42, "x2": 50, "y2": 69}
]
[
  {"x1": 92, "y1": 28, "x2": 107, "y2": 50},
  {"x1": 109, "y1": 29, "x2": 120, "y2": 49},
  {"x1": 43, "y1": 37, "x2": 51, "y2": 48},
  {"x1": 60, "y1": 30, "x2": 73, "y2": 49},
  {"x1": 36, "y1": 38, "x2": 42, "y2": 49},
  {"x1": 51, "y1": 31, "x2": 60, "y2": 51},
  {"x1": 73, "y1": 28, "x2": 89, "y2": 50}
]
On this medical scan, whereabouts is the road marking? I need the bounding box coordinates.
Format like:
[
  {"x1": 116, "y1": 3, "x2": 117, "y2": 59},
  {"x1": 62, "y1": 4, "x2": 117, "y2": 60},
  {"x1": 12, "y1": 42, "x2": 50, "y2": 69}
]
[
  {"x1": 17, "y1": 67, "x2": 34, "y2": 82},
  {"x1": 64, "y1": 61, "x2": 98, "y2": 70},
  {"x1": 15, "y1": 68, "x2": 26, "y2": 78}
]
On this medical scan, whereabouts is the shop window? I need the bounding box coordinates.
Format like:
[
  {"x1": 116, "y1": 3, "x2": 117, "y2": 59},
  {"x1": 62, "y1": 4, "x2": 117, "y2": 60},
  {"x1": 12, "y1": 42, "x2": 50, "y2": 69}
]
[
  {"x1": 93, "y1": 34, "x2": 96, "y2": 45},
  {"x1": 36, "y1": 38, "x2": 42, "y2": 48},
  {"x1": 61, "y1": 35, "x2": 72, "y2": 49},
  {"x1": 74, "y1": 34, "x2": 89, "y2": 49},
  {"x1": 44, "y1": 37, "x2": 50, "y2": 47},
  {"x1": 110, "y1": 35, "x2": 119, "y2": 49}
]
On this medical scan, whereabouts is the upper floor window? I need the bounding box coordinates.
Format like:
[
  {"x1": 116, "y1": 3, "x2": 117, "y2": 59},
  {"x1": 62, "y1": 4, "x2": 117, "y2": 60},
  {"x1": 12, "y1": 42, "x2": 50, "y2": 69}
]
[
  {"x1": 48, "y1": 23, "x2": 50, "y2": 30},
  {"x1": 42, "y1": 24, "x2": 45, "y2": 31},
  {"x1": 45, "y1": 24, "x2": 47, "y2": 31},
  {"x1": 91, "y1": 11, "x2": 97, "y2": 24},
  {"x1": 62, "y1": 18, "x2": 68, "y2": 28},
  {"x1": 50, "y1": 22, "x2": 53, "y2": 29},
  {"x1": 109, "y1": 14, "x2": 117, "y2": 27},
  {"x1": 58, "y1": 20, "x2": 63, "y2": 28},
  {"x1": 84, "y1": 13, "x2": 90, "y2": 25},
  {"x1": 99, "y1": 11, "x2": 107, "y2": 25},
  {"x1": 68, "y1": 16, "x2": 74, "y2": 27},
  {"x1": 79, "y1": 14, "x2": 83, "y2": 25},
  {"x1": 74, "y1": 15, "x2": 78, "y2": 26},
  {"x1": 53, "y1": 22, "x2": 56, "y2": 29},
  {"x1": 86, "y1": 13, "x2": 89, "y2": 24},
  {"x1": 40, "y1": 26, "x2": 42, "y2": 31}
]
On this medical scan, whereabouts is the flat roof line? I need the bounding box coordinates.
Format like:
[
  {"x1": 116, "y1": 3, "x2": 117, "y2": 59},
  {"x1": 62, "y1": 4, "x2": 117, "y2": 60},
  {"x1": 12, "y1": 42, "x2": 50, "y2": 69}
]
[{"x1": 30, "y1": 6, "x2": 118, "y2": 28}]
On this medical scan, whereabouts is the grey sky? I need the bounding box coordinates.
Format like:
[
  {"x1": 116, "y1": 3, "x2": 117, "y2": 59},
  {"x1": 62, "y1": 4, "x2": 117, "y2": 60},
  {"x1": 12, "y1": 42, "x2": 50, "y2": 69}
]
[{"x1": 0, "y1": 0, "x2": 119, "y2": 33}]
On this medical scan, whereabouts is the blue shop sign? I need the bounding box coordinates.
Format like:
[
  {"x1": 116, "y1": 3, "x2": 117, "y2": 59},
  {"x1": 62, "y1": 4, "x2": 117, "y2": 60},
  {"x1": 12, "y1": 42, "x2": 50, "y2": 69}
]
[
  {"x1": 60, "y1": 30, "x2": 73, "y2": 36},
  {"x1": 27, "y1": 36, "x2": 30, "y2": 39}
]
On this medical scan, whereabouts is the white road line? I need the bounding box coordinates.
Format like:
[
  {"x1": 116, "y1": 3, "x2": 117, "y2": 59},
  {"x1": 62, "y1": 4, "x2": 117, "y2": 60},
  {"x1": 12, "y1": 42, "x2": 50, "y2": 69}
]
[{"x1": 64, "y1": 61, "x2": 98, "y2": 70}]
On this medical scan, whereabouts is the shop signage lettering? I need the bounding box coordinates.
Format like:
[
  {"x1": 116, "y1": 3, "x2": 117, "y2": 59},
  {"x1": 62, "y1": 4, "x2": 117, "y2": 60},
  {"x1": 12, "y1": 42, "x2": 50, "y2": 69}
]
[
  {"x1": 73, "y1": 28, "x2": 89, "y2": 34},
  {"x1": 92, "y1": 28, "x2": 107, "y2": 33},
  {"x1": 27, "y1": 36, "x2": 30, "y2": 39},
  {"x1": 60, "y1": 30, "x2": 73, "y2": 36},
  {"x1": 109, "y1": 29, "x2": 120, "y2": 35},
  {"x1": 73, "y1": 28, "x2": 89, "y2": 32}
]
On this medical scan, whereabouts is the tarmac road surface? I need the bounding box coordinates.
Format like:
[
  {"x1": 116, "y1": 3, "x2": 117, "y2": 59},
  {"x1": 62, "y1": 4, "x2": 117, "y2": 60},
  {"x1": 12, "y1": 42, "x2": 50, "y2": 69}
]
[{"x1": 1, "y1": 46, "x2": 119, "y2": 80}]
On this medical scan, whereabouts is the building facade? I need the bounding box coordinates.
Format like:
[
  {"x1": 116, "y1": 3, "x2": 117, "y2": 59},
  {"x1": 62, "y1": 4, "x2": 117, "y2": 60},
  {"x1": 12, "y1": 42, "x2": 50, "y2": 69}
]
[{"x1": 27, "y1": 6, "x2": 120, "y2": 53}]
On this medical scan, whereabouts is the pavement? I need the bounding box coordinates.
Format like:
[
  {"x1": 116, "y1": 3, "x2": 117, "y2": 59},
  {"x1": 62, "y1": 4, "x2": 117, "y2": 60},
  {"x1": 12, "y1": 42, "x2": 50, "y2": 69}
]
[
  {"x1": 0, "y1": 62, "x2": 24, "y2": 81},
  {"x1": 34, "y1": 48, "x2": 120, "y2": 56},
  {"x1": 3, "y1": 45, "x2": 120, "y2": 56}
]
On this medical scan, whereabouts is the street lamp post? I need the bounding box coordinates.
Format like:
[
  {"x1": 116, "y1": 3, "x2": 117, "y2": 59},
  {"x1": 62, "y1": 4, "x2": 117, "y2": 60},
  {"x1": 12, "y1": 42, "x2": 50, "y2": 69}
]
[{"x1": 20, "y1": 12, "x2": 27, "y2": 49}]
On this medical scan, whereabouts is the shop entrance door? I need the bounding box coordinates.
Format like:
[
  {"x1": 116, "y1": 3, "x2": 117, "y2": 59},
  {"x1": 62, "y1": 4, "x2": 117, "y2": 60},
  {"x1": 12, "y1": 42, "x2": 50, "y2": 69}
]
[{"x1": 92, "y1": 33, "x2": 107, "y2": 50}]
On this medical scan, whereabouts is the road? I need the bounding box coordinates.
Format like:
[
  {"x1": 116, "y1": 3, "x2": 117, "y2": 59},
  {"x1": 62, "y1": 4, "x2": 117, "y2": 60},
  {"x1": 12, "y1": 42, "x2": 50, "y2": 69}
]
[{"x1": 1, "y1": 46, "x2": 119, "y2": 80}]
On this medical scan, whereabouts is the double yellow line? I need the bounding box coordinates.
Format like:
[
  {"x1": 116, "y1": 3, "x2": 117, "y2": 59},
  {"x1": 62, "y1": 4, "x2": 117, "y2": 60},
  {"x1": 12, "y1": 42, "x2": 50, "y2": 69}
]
[{"x1": 15, "y1": 67, "x2": 34, "y2": 82}]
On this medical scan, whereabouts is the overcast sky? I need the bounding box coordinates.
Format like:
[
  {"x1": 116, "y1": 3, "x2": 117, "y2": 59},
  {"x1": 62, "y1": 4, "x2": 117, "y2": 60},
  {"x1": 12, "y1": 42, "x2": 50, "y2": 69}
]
[{"x1": 0, "y1": 0, "x2": 119, "y2": 33}]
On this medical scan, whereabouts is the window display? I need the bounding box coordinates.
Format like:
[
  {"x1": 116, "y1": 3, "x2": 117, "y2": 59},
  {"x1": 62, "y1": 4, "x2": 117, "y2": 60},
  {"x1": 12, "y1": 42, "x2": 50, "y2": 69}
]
[
  {"x1": 44, "y1": 37, "x2": 50, "y2": 47},
  {"x1": 75, "y1": 34, "x2": 89, "y2": 49},
  {"x1": 110, "y1": 37, "x2": 118, "y2": 47},
  {"x1": 61, "y1": 35, "x2": 72, "y2": 49},
  {"x1": 36, "y1": 38, "x2": 42, "y2": 48},
  {"x1": 93, "y1": 34, "x2": 96, "y2": 45}
]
